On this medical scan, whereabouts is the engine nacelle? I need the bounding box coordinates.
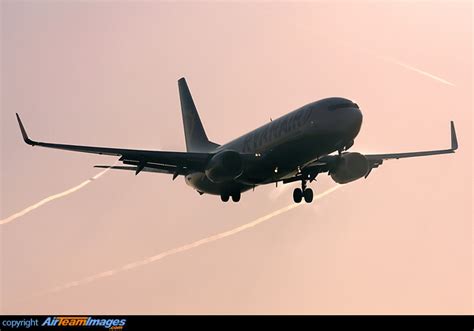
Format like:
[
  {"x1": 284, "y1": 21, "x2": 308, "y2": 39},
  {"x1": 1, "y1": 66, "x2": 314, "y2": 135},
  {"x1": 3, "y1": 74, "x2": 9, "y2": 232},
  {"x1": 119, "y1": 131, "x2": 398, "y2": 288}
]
[
  {"x1": 205, "y1": 150, "x2": 243, "y2": 183},
  {"x1": 330, "y1": 152, "x2": 369, "y2": 184}
]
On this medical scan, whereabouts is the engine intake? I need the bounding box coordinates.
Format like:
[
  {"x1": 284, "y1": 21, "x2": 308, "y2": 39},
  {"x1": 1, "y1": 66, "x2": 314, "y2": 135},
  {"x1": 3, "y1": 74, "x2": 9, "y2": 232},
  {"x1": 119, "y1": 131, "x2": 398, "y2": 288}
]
[
  {"x1": 330, "y1": 152, "x2": 369, "y2": 184},
  {"x1": 205, "y1": 150, "x2": 243, "y2": 183}
]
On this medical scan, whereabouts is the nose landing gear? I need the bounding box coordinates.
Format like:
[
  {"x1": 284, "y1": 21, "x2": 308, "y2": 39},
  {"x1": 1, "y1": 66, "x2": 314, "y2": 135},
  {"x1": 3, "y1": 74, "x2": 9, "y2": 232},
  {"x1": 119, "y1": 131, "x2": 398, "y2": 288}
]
[{"x1": 293, "y1": 180, "x2": 313, "y2": 203}]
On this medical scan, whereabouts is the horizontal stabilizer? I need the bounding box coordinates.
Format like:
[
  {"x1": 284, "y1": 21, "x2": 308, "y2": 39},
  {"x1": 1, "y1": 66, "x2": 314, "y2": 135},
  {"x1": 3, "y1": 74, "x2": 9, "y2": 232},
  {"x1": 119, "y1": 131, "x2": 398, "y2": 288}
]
[
  {"x1": 94, "y1": 164, "x2": 187, "y2": 178},
  {"x1": 94, "y1": 165, "x2": 173, "y2": 175}
]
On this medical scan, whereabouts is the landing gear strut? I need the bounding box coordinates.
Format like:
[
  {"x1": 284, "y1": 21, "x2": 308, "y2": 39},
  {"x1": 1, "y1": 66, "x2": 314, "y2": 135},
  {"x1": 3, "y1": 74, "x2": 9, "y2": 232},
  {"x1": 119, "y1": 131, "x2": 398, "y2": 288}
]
[{"x1": 293, "y1": 180, "x2": 313, "y2": 203}]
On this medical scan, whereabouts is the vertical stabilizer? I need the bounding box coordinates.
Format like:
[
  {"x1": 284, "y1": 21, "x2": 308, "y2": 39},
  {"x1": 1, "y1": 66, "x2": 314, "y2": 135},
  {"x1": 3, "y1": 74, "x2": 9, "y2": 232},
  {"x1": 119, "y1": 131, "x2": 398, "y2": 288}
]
[{"x1": 178, "y1": 78, "x2": 219, "y2": 152}]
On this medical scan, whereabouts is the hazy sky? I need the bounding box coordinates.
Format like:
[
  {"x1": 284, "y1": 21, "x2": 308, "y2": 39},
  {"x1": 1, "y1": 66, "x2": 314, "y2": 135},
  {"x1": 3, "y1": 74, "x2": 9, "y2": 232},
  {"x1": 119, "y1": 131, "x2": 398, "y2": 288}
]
[{"x1": 1, "y1": 1, "x2": 472, "y2": 314}]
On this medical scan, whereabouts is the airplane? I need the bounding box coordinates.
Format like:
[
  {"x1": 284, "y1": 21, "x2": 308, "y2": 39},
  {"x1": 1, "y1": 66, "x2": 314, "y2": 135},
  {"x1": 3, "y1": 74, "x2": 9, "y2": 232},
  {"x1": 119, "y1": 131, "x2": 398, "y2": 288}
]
[{"x1": 15, "y1": 77, "x2": 458, "y2": 203}]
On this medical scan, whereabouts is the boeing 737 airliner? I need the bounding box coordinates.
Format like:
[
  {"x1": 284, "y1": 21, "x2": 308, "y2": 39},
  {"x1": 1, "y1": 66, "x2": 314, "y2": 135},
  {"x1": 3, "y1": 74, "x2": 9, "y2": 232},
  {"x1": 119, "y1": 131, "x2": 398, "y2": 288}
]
[{"x1": 16, "y1": 78, "x2": 458, "y2": 203}]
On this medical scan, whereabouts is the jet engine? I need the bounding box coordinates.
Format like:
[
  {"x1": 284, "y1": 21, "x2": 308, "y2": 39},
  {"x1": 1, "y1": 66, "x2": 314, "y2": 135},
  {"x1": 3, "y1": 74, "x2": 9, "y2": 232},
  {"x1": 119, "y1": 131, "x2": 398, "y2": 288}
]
[
  {"x1": 205, "y1": 150, "x2": 243, "y2": 183},
  {"x1": 330, "y1": 152, "x2": 370, "y2": 184}
]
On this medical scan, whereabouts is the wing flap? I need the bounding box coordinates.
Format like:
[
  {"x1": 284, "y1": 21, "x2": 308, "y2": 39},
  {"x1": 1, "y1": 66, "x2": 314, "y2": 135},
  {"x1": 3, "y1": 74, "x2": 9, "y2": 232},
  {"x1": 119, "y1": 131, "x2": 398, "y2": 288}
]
[{"x1": 94, "y1": 165, "x2": 177, "y2": 175}]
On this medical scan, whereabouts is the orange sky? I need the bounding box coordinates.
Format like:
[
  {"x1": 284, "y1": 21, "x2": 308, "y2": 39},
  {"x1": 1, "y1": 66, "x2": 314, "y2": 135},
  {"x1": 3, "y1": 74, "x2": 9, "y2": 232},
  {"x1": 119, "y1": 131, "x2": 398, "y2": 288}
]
[{"x1": 1, "y1": 1, "x2": 472, "y2": 314}]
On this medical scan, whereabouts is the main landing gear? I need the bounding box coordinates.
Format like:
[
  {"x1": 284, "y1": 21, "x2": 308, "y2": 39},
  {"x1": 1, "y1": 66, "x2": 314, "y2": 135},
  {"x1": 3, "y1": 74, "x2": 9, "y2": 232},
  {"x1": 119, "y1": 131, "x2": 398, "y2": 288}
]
[
  {"x1": 293, "y1": 180, "x2": 313, "y2": 203},
  {"x1": 221, "y1": 191, "x2": 241, "y2": 203}
]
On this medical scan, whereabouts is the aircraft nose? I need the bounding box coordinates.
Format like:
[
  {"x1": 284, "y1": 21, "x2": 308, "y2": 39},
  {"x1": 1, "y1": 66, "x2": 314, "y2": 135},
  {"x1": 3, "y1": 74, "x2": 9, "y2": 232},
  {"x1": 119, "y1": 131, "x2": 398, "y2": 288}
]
[
  {"x1": 340, "y1": 107, "x2": 363, "y2": 135},
  {"x1": 352, "y1": 107, "x2": 363, "y2": 128}
]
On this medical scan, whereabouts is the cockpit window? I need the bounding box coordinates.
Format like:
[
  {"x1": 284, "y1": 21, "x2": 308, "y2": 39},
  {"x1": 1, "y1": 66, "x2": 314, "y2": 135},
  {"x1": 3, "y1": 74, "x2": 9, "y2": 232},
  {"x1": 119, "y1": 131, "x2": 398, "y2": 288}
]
[{"x1": 328, "y1": 102, "x2": 359, "y2": 111}]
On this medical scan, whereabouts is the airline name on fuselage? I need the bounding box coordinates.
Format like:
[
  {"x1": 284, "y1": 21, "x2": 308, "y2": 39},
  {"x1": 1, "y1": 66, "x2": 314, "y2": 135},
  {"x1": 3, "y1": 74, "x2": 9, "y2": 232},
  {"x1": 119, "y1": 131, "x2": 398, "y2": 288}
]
[{"x1": 242, "y1": 106, "x2": 312, "y2": 153}]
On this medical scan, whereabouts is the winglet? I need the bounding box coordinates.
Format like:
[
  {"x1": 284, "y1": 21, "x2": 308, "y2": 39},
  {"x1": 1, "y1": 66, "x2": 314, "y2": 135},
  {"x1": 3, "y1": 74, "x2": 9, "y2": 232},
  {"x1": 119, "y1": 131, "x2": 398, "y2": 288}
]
[
  {"x1": 16, "y1": 113, "x2": 36, "y2": 146},
  {"x1": 450, "y1": 121, "x2": 458, "y2": 151}
]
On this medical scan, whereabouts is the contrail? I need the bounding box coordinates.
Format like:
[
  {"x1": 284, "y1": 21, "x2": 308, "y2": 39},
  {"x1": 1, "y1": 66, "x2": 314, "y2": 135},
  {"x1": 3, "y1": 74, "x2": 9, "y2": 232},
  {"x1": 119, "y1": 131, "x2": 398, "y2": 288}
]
[
  {"x1": 35, "y1": 185, "x2": 341, "y2": 297},
  {"x1": 0, "y1": 165, "x2": 114, "y2": 225},
  {"x1": 380, "y1": 56, "x2": 455, "y2": 86},
  {"x1": 326, "y1": 39, "x2": 455, "y2": 86}
]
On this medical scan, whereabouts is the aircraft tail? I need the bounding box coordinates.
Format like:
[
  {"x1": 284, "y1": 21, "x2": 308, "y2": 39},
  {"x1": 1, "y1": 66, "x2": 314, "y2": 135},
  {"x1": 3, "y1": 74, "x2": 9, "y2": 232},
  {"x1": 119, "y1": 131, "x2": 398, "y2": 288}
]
[{"x1": 178, "y1": 78, "x2": 219, "y2": 152}]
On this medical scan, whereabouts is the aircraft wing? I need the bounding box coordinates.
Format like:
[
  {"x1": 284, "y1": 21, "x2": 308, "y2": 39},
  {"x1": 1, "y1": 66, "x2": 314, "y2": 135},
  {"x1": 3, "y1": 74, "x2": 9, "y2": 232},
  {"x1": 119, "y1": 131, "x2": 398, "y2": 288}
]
[
  {"x1": 363, "y1": 121, "x2": 458, "y2": 171},
  {"x1": 16, "y1": 113, "x2": 211, "y2": 175},
  {"x1": 283, "y1": 121, "x2": 458, "y2": 184}
]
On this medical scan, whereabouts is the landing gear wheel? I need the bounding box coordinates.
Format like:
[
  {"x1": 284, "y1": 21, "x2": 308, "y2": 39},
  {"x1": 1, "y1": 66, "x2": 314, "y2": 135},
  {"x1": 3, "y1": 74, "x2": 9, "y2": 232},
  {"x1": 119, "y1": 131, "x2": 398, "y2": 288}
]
[
  {"x1": 231, "y1": 192, "x2": 241, "y2": 202},
  {"x1": 293, "y1": 188, "x2": 303, "y2": 203},
  {"x1": 221, "y1": 194, "x2": 229, "y2": 202},
  {"x1": 303, "y1": 188, "x2": 313, "y2": 203}
]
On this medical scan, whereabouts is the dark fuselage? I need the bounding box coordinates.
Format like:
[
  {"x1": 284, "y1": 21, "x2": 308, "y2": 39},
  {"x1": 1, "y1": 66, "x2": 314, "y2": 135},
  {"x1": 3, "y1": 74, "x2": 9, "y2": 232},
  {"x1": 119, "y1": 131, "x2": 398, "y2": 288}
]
[{"x1": 185, "y1": 97, "x2": 363, "y2": 195}]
